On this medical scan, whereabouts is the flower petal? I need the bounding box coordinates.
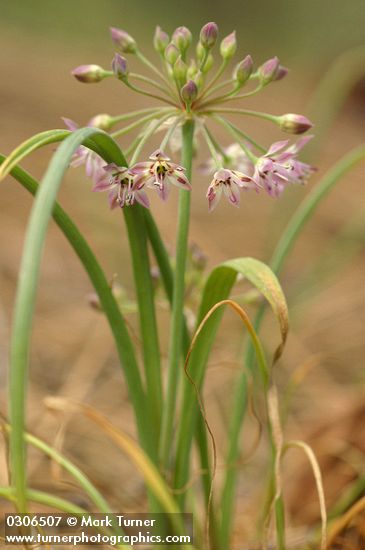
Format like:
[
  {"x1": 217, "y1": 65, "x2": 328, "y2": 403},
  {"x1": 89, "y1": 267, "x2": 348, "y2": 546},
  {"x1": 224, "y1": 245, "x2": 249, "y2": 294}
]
[
  {"x1": 92, "y1": 179, "x2": 112, "y2": 192},
  {"x1": 62, "y1": 117, "x2": 79, "y2": 131},
  {"x1": 135, "y1": 189, "x2": 150, "y2": 209},
  {"x1": 207, "y1": 185, "x2": 222, "y2": 212},
  {"x1": 266, "y1": 140, "x2": 289, "y2": 156}
]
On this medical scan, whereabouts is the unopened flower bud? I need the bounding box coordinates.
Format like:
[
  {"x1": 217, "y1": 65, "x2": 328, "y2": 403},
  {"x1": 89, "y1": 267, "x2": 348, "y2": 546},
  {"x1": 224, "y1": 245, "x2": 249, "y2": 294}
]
[
  {"x1": 220, "y1": 31, "x2": 237, "y2": 60},
  {"x1": 193, "y1": 71, "x2": 204, "y2": 91},
  {"x1": 71, "y1": 64, "x2": 106, "y2": 83},
  {"x1": 88, "y1": 113, "x2": 114, "y2": 130},
  {"x1": 150, "y1": 266, "x2": 161, "y2": 290},
  {"x1": 172, "y1": 26, "x2": 192, "y2": 54},
  {"x1": 153, "y1": 26, "x2": 169, "y2": 54},
  {"x1": 165, "y1": 43, "x2": 180, "y2": 65},
  {"x1": 278, "y1": 114, "x2": 313, "y2": 134},
  {"x1": 234, "y1": 55, "x2": 253, "y2": 86},
  {"x1": 274, "y1": 65, "x2": 289, "y2": 81},
  {"x1": 181, "y1": 80, "x2": 198, "y2": 105},
  {"x1": 187, "y1": 59, "x2": 198, "y2": 79},
  {"x1": 173, "y1": 56, "x2": 188, "y2": 82},
  {"x1": 112, "y1": 53, "x2": 129, "y2": 80},
  {"x1": 190, "y1": 243, "x2": 208, "y2": 271},
  {"x1": 110, "y1": 27, "x2": 137, "y2": 54},
  {"x1": 200, "y1": 22, "x2": 218, "y2": 49},
  {"x1": 259, "y1": 56, "x2": 280, "y2": 84}
]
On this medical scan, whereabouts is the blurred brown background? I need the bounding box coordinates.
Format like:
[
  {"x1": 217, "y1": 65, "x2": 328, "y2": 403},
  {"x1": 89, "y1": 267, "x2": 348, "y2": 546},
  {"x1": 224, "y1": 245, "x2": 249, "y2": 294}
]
[{"x1": 1, "y1": 0, "x2": 365, "y2": 546}]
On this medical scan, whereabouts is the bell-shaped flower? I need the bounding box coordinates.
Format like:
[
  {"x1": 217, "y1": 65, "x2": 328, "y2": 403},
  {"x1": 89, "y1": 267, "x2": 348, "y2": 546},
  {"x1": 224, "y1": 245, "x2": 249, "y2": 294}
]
[
  {"x1": 94, "y1": 164, "x2": 150, "y2": 209},
  {"x1": 206, "y1": 168, "x2": 253, "y2": 211},
  {"x1": 250, "y1": 136, "x2": 314, "y2": 197},
  {"x1": 130, "y1": 149, "x2": 191, "y2": 201}
]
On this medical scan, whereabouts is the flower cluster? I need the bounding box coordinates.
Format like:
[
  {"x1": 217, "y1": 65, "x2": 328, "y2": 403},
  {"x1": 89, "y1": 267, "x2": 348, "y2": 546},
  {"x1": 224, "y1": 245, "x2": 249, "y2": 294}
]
[{"x1": 68, "y1": 22, "x2": 314, "y2": 211}]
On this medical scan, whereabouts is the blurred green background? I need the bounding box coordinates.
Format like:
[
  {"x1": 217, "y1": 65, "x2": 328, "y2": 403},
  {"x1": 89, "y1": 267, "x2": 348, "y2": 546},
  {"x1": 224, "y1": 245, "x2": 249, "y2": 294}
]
[{"x1": 2, "y1": 0, "x2": 365, "y2": 65}]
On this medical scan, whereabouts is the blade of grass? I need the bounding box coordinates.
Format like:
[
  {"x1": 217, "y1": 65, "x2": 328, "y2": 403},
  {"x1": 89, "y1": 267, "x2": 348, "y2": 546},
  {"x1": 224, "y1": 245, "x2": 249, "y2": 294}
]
[
  {"x1": 0, "y1": 130, "x2": 70, "y2": 181},
  {"x1": 305, "y1": 46, "x2": 365, "y2": 161},
  {"x1": 45, "y1": 397, "x2": 194, "y2": 550},
  {"x1": 283, "y1": 441, "x2": 327, "y2": 550},
  {"x1": 0, "y1": 486, "x2": 128, "y2": 549},
  {"x1": 0, "y1": 155, "x2": 149, "y2": 449},
  {"x1": 184, "y1": 298, "x2": 269, "y2": 549},
  {"x1": 174, "y1": 258, "x2": 288, "y2": 504},
  {"x1": 6, "y1": 128, "x2": 150, "y2": 512},
  {"x1": 1, "y1": 423, "x2": 112, "y2": 515}
]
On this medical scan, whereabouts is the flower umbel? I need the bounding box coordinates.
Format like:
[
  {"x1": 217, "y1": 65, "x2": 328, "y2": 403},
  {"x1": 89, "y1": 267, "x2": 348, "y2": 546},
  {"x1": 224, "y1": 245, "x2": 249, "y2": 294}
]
[
  {"x1": 70, "y1": 21, "x2": 315, "y2": 211},
  {"x1": 131, "y1": 149, "x2": 191, "y2": 201}
]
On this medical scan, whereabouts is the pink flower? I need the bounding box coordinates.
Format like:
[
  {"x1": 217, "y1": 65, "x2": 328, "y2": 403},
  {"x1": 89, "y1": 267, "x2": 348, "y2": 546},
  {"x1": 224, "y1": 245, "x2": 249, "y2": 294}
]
[
  {"x1": 130, "y1": 149, "x2": 191, "y2": 201},
  {"x1": 94, "y1": 164, "x2": 150, "y2": 209},
  {"x1": 251, "y1": 136, "x2": 315, "y2": 198},
  {"x1": 62, "y1": 117, "x2": 107, "y2": 184},
  {"x1": 206, "y1": 168, "x2": 253, "y2": 211}
]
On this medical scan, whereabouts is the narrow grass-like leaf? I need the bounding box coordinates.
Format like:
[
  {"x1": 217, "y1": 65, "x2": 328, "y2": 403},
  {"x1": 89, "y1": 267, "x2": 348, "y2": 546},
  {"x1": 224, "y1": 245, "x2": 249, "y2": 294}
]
[
  {"x1": 184, "y1": 299, "x2": 269, "y2": 548},
  {"x1": 327, "y1": 495, "x2": 365, "y2": 548},
  {"x1": 0, "y1": 486, "x2": 127, "y2": 549},
  {"x1": 174, "y1": 257, "x2": 288, "y2": 500},
  {"x1": 6, "y1": 128, "x2": 145, "y2": 512},
  {"x1": 0, "y1": 486, "x2": 87, "y2": 514},
  {"x1": 306, "y1": 46, "x2": 365, "y2": 161},
  {"x1": 0, "y1": 154, "x2": 149, "y2": 448},
  {"x1": 0, "y1": 130, "x2": 70, "y2": 181},
  {"x1": 270, "y1": 145, "x2": 365, "y2": 275},
  {"x1": 2, "y1": 422, "x2": 112, "y2": 515},
  {"x1": 45, "y1": 397, "x2": 194, "y2": 550},
  {"x1": 283, "y1": 440, "x2": 327, "y2": 550}
]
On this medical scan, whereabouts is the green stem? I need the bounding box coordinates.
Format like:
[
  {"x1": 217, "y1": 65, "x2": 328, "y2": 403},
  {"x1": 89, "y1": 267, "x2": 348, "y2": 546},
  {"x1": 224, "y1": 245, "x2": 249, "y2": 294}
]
[
  {"x1": 110, "y1": 107, "x2": 169, "y2": 125},
  {"x1": 159, "y1": 119, "x2": 195, "y2": 469},
  {"x1": 212, "y1": 114, "x2": 267, "y2": 153},
  {"x1": 201, "y1": 125, "x2": 224, "y2": 168},
  {"x1": 129, "y1": 113, "x2": 176, "y2": 165},
  {"x1": 136, "y1": 50, "x2": 178, "y2": 96},
  {"x1": 198, "y1": 84, "x2": 263, "y2": 109},
  {"x1": 200, "y1": 107, "x2": 277, "y2": 124},
  {"x1": 125, "y1": 79, "x2": 178, "y2": 107},
  {"x1": 197, "y1": 59, "x2": 228, "y2": 102},
  {"x1": 111, "y1": 110, "x2": 174, "y2": 139},
  {"x1": 123, "y1": 206, "x2": 163, "y2": 454},
  {"x1": 143, "y1": 210, "x2": 191, "y2": 353},
  {"x1": 212, "y1": 116, "x2": 258, "y2": 163},
  {"x1": 129, "y1": 73, "x2": 178, "y2": 99}
]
